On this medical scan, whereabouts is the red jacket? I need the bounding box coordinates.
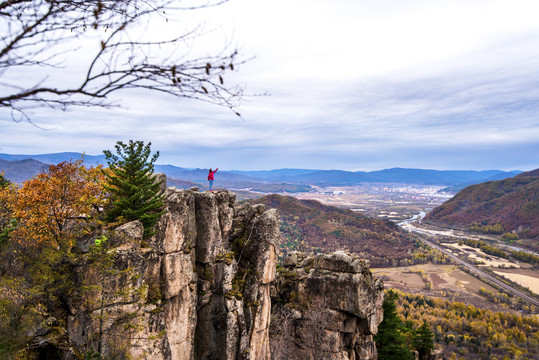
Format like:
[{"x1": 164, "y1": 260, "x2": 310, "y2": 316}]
[{"x1": 208, "y1": 168, "x2": 218, "y2": 180}]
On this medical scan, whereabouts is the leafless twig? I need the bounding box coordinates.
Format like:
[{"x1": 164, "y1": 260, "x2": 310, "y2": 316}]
[{"x1": 0, "y1": 0, "x2": 244, "y2": 119}]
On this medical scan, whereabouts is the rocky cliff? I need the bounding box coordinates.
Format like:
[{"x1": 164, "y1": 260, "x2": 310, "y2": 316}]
[
  {"x1": 55, "y1": 187, "x2": 384, "y2": 359},
  {"x1": 270, "y1": 251, "x2": 384, "y2": 360}
]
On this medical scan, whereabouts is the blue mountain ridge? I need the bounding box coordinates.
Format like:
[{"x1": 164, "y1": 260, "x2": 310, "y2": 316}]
[
  {"x1": 0, "y1": 152, "x2": 523, "y2": 186},
  {"x1": 0, "y1": 152, "x2": 106, "y2": 166}
]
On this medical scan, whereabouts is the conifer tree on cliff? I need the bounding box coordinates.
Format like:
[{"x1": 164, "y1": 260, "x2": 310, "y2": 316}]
[
  {"x1": 375, "y1": 290, "x2": 413, "y2": 360},
  {"x1": 413, "y1": 321, "x2": 435, "y2": 360},
  {"x1": 103, "y1": 140, "x2": 164, "y2": 238}
]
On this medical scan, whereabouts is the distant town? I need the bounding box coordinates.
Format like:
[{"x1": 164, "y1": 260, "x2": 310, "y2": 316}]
[{"x1": 295, "y1": 184, "x2": 453, "y2": 222}]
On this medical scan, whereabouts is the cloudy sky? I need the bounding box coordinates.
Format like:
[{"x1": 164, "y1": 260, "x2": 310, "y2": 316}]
[{"x1": 1, "y1": 0, "x2": 539, "y2": 171}]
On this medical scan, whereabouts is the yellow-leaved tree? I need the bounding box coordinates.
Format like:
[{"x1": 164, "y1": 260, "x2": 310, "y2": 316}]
[
  {"x1": 0, "y1": 160, "x2": 107, "y2": 358},
  {"x1": 12, "y1": 159, "x2": 106, "y2": 251}
]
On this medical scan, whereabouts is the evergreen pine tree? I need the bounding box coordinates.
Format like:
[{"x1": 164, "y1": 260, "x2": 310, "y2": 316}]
[
  {"x1": 0, "y1": 172, "x2": 14, "y2": 246},
  {"x1": 375, "y1": 290, "x2": 413, "y2": 360},
  {"x1": 0, "y1": 172, "x2": 10, "y2": 188},
  {"x1": 103, "y1": 140, "x2": 164, "y2": 238},
  {"x1": 413, "y1": 321, "x2": 435, "y2": 360}
]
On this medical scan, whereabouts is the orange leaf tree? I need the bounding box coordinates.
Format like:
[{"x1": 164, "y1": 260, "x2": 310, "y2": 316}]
[{"x1": 12, "y1": 160, "x2": 106, "y2": 251}]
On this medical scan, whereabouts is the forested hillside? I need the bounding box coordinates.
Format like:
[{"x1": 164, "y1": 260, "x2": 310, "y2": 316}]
[
  {"x1": 424, "y1": 169, "x2": 539, "y2": 239},
  {"x1": 246, "y1": 194, "x2": 417, "y2": 267},
  {"x1": 392, "y1": 290, "x2": 539, "y2": 360},
  {"x1": 0, "y1": 159, "x2": 47, "y2": 184}
]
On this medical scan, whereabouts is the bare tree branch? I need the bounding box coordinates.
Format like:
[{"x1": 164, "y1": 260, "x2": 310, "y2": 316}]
[{"x1": 0, "y1": 0, "x2": 244, "y2": 118}]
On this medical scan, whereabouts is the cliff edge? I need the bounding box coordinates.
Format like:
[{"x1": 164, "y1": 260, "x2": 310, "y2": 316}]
[{"x1": 47, "y1": 187, "x2": 384, "y2": 359}]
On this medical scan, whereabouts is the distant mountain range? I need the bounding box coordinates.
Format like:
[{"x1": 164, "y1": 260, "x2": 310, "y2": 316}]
[
  {"x1": 424, "y1": 168, "x2": 539, "y2": 240},
  {"x1": 0, "y1": 152, "x2": 106, "y2": 166},
  {"x1": 0, "y1": 152, "x2": 524, "y2": 188},
  {"x1": 236, "y1": 167, "x2": 523, "y2": 186}
]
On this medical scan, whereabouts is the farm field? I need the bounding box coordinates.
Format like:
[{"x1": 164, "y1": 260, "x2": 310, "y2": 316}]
[
  {"x1": 493, "y1": 269, "x2": 539, "y2": 295},
  {"x1": 372, "y1": 264, "x2": 526, "y2": 313},
  {"x1": 441, "y1": 242, "x2": 525, "y2": 268}
]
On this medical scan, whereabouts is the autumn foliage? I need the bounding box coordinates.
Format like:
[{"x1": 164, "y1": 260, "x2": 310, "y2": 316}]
[
  {"x1": 10, "y1": 160, "x2": 105, "y2": 251},
  {"x1": 0, "y1": 151, "x2": 168, "y2": 357},
  {"x1": 0, "y1": 160, "x2": 107, "y2": 358},
  {"x1": 246, "y1": 194, "x2": 416, "y2": 266},
  {"x1": 394, "y1": 290, "x2": 539, "y2": 360},
  {"x1": 424, "y1": 168, "x2": 539, "y2": 239}
]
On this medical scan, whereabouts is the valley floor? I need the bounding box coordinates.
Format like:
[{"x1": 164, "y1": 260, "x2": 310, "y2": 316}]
[{"x1": 372, "y1": 264, "x2": 528, "y2": 314}]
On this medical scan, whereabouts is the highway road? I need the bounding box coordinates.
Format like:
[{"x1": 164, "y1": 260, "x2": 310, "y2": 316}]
[{"x1": 402, "y1": 223, "x2": 539, "y2": 308}]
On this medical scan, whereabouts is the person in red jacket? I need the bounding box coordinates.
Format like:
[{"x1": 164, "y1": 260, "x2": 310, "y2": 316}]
[{"x1": 207, "y1": 168, "x2": 218, "y2": 191}]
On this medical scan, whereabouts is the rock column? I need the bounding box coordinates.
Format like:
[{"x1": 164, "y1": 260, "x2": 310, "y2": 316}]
[{"x1": 271, "y1": 251, "x2": 385, "y2": 360}]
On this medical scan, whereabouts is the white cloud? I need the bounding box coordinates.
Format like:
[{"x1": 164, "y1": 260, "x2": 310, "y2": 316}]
[{"x1": 1, "y1": 0, "x2": 539, "y2": 171}]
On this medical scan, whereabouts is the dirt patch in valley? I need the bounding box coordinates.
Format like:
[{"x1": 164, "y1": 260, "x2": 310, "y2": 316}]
[
  {"x1": 429, "y1": 273, "x2": 445, "y2": 289},
  {"x1": 449, "y1": 269, "x2": 498, "y2": 293}
]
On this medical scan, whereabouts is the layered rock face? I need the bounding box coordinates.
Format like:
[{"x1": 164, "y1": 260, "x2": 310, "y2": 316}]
[
  {"x1": 270, "y1": 251, "x2": 384, "y2": 360},
  {"x1": 68, "y1": 188, "x2": 278, "y2": 359},
  {"x1": 65, "y1": 187, "x2": 384, "y2": 360}
]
